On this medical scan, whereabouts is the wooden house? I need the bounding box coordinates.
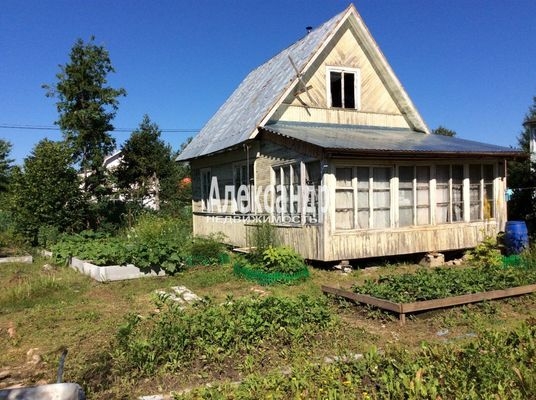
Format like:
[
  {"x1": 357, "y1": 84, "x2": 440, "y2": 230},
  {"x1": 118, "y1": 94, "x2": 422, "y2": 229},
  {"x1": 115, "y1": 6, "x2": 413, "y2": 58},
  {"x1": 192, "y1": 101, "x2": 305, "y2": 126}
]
[{"x1": 177, "y1": 4, "x2": 523, "y2": 262}]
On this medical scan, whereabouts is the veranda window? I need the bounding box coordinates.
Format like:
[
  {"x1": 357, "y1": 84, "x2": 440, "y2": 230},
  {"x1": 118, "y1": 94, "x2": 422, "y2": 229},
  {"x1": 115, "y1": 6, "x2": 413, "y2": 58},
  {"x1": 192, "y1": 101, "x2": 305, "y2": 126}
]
[
  {"x1": 435, "y1": 165, "x2": 464, "y2": 223},
  {"x1": 398, "y1": 166, "x2": 430, "y2": 227},
  {"x1": 335, "y1": 166, "x2": 391, "y2": 230}
]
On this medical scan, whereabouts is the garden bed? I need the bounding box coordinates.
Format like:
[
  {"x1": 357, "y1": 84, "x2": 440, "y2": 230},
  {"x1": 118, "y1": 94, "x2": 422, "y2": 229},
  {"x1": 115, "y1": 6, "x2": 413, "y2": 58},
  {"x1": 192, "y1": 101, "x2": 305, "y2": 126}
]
[
  {"x1": 322, "y1": 284, "x2": 536, "y2": 325},
  {"x1": 69, "y1": 256, "x2": 165, "y2": 282}
]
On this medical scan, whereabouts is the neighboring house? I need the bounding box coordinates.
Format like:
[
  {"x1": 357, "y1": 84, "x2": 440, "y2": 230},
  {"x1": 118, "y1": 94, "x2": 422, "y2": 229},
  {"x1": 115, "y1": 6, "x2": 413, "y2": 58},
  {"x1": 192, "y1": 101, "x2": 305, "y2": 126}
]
[
  {"x1": 177, "y1": 4, "x2": 524, "y2": 262},
  {"x1": 82, "y1": 151, "x2": 160, "y2": 210}
]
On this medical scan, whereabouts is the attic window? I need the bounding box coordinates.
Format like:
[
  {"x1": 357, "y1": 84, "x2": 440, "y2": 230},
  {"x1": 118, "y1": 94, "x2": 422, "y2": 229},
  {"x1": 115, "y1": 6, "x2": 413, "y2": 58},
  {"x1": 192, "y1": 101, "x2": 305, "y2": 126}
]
[{"x1": 327, "y1": 67, "x2": 360, "y2": 109}]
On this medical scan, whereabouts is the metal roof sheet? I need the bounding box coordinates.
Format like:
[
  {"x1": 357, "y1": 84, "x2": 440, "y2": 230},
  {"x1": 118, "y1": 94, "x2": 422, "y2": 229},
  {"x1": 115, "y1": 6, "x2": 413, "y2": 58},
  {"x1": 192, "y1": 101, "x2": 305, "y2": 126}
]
[
  {"x1": 262, "y1": 122, "x2": 522, "y2": 155},
  {"x1": 176, "y1": 9, "x2": 347, "y2": 161}
]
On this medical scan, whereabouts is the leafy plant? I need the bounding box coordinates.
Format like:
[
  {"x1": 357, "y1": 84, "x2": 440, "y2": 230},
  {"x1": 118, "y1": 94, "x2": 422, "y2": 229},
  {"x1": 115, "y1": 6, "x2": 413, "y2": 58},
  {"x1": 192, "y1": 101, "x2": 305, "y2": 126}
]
[
  {"x1": 176, "y1": 320, "x2": 536, "y2": 399},
  {"x1": 465, "y1": 236, "x2": 503, "y2": 268},
  {"x1": 260, "y1": 246, "x2": 306, "y2": 274},
  {"x1": 113, "y1": 294, "x2": 334, "y2": 375},
  {"x1": 248, "y1": 222, "x2": 277, "y2": 262},
  {"x1": 354, "y1": 264, "x2": 536, "y2": 303},
  {"x1": 189, "y1": 233, "x2": 227, "y2": 265}
]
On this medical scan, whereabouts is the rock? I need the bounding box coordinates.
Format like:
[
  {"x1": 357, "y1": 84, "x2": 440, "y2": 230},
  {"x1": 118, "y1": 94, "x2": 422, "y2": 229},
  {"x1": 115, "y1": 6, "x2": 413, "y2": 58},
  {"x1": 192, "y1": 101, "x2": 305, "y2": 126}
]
[
  {"x1": 0, "y1": 370, "x2": 11, "y2": 380},
  {"x1": 7, "y1": 321, "x2": 16, "y2": 338},
  {"x1": 420, "y1": 252, "x2": 445, "y2": 267},
  {"x1": 26, "y1": 348, "x2": 42, "y2": 365},
  {"x1": 42, "y1": 264, "x2": 54, "y2": 272}
]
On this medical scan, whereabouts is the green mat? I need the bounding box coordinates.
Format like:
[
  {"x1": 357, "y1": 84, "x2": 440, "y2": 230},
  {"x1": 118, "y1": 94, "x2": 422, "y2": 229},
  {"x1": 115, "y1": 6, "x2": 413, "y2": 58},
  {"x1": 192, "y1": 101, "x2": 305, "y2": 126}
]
[{"x1": 233, "y1": 262, "x2": 309, "y2": 286}]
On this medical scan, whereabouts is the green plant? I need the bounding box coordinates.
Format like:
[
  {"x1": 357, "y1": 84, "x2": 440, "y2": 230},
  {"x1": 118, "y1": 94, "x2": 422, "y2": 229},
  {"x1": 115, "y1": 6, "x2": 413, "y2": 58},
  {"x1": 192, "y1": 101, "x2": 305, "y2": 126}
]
[
  {"x1": 113, "y1": 294, "x2": 334, "y2": 375},
  {"x1": 188, "y1": 233, "x2": 227, "y2": 265},
  {"x1": 465, "y1": 236, "x2": 503, "y2": 268},
  {"x1": 249, "y1": 222, "x2": 277, "y2": 259},
  {"x1": 354, "y1": 264, "x2": 536, "y2": 303},
  {"x1": 260, "y1": 246, "x2": 306, "y2": 274},
  {"x1": 175, "y1": 320, "x2": 536, "y2": 399}
]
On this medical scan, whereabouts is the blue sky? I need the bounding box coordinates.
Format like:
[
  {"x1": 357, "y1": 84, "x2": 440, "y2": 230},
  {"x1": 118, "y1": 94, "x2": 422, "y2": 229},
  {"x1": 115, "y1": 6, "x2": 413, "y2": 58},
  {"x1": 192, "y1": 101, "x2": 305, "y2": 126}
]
[{"x1": 1, "y1": 0, "x2": 535, "y2": 165}]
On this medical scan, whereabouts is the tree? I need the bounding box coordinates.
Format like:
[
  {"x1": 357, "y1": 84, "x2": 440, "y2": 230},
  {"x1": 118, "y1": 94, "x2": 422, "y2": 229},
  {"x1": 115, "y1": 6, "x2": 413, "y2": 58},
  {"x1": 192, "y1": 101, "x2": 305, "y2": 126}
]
[
  {"x1": 9, "y1": 140, "x2": 86, "y2": 244},
  {"x1": 432, "y1": 125, "x2": 457, "y2": 137},
  {"x1": 507, "y1": 96, "x2": 536, "y2": 221},
  {"x1": 0, "y1": 139, "x2": 13, "y2": 193},
  {"x1": 115, "y1": 115, "x2": 174, "y2": 210},
  {"x1": 43, "y1": 36, "x2": 126, "y2": 198}
]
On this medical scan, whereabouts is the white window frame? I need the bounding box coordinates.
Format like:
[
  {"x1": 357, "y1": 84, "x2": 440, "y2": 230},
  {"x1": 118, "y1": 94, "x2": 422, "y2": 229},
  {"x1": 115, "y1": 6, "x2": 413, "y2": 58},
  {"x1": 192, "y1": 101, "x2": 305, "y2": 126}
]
[{"x1": 326, "y1": 66, "x2": 361, "y2": 110}]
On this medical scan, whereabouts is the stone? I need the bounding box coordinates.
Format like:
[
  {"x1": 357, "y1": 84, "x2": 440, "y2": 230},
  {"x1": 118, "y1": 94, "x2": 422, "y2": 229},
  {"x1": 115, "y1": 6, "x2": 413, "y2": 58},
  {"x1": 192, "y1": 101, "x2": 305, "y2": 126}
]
[
  {"x1": 7, "y1": 321, "x2": 16, "y2": 338},
  {"x1": 420, "y1": 252, "x2": 444, "y2": 267},
  {"x1": 26, "y1": 348, "x2": 42, "y2": 365},
  {"x1": 0, "y1": 370, "x2": 11, "y2": 380},
  {"x1": 42, "y1": 264, "x2": 54, "y2": 272}
]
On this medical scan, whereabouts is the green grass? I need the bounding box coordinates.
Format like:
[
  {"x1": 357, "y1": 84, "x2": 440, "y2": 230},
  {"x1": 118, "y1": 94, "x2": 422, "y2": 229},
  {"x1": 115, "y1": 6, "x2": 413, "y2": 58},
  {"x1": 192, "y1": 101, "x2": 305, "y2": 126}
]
[{"x1": 1, "y1": 255, "x2": 536, "y2": 399}]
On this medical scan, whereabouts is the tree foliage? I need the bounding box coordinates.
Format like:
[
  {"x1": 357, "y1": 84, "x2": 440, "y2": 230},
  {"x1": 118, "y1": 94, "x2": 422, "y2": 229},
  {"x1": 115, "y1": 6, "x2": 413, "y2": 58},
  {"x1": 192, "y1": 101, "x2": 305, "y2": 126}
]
[
  {"x1": 8, "y1": 140, "x2": 87, "y2": 244},
  {"x1": 115, "y1": 115, "x2": 174, "y2": 209},
  {"x1": 0, "y1": 139, "x2": 13, "y2": 193},
  {"x1": 432, "y1": 125, "x2": 457, "y2": 137},
  {"x1": 43, "y1": 36, "x2": 126, "y2": 197},
  {"x1": 508, "y1": 96, "x2": 536, "y2": 221}
]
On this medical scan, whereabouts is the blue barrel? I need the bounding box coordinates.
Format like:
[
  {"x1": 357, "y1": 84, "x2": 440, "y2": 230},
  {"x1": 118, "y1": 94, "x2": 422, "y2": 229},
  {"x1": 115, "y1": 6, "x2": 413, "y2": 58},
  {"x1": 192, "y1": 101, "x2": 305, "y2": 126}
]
[{"x1": 504, "y1": 221, "x2": 529, "y2": 255}]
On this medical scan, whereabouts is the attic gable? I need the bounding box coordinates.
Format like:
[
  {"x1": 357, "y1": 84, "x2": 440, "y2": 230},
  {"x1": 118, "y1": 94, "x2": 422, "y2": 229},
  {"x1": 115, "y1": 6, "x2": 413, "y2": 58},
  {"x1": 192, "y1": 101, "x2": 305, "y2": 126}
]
[{"x1": 177, "y1": 4, "x2": 428, "y2": 161}]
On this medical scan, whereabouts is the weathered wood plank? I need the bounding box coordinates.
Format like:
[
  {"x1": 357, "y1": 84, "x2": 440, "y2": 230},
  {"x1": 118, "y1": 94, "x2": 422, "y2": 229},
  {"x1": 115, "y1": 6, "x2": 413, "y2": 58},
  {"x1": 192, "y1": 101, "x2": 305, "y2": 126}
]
[
  {"x1": 400, "y1": 284, "x2": 536, "y2": 313},
  {"x1": 323, "y1": 283, "x2": 536, "y2": 326},
  {"x1": 321, "y1": 285, "x2": 401, "y2": 313}
]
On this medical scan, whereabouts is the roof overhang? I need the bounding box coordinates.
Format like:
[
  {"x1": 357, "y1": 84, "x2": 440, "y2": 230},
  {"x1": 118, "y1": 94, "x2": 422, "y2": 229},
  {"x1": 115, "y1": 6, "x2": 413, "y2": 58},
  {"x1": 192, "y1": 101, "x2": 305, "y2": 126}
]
[{"x1": 260, "y1": 122, "x2": 525, "y2": 160}]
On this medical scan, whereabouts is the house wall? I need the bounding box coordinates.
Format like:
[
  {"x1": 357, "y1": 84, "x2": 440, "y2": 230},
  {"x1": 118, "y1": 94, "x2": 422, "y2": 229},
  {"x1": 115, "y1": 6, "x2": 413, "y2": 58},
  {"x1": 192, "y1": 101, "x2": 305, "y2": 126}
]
[
  {"x1": 271, "y1": 20, "x2": 411, "y2": 130},
  {"x1": 320, "y1": 157, "x2": 507, "y2": 261},
  {"x1": 190, "y1": 142, "x2": 508, "y2": 262}
]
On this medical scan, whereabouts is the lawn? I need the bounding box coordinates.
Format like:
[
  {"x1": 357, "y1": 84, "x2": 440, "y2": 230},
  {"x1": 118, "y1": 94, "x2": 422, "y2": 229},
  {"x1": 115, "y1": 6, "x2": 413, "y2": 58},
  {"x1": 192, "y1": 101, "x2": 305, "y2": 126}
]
[{"x1": 1, "y1": 255, "x2": 535, "y2": 399}]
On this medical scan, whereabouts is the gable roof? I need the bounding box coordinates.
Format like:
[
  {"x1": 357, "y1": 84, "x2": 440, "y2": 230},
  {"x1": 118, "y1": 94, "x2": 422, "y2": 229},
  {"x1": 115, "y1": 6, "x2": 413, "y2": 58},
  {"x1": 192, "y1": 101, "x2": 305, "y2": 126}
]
[
  {"x1": 177, "y1": 4, "x2": 428, "y2": 161},
  {"x1": 261, "y1": 121, "x2": 523, "y2": 158}
]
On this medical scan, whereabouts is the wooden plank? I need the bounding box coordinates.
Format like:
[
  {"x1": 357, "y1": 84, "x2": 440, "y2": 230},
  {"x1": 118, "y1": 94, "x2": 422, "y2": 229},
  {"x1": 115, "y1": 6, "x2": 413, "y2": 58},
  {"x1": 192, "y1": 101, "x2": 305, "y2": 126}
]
[
  {"x1": 321, "y1": 285, "x2": 401, "y2": 313},
  {"x1": 323, "y1": 283, "x2": 536, "y2": 326},
  {"x1": 401, "y1": 284, "x2": 536, "y2": 313}
]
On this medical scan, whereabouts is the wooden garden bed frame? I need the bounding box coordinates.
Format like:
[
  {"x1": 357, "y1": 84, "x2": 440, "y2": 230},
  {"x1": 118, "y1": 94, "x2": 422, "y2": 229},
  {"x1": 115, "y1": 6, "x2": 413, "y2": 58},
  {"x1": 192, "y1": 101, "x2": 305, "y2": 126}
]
[{"x1": 322, "y1": 284, "x2": 536, "y2": 325}]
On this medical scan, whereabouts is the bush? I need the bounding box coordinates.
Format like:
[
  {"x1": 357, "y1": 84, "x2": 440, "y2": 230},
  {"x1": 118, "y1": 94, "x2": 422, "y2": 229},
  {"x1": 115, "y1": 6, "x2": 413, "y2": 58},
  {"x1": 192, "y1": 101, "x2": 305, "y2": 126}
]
[
  {"x1": 465, "y1": 236, "x2": 503, "y2": 268},
  {"x1": 188, "y1": 233, "x2": 227, "y2": 265},
  {"x1": 261, "y1": 246, "x2": 306, "y2": 274}
]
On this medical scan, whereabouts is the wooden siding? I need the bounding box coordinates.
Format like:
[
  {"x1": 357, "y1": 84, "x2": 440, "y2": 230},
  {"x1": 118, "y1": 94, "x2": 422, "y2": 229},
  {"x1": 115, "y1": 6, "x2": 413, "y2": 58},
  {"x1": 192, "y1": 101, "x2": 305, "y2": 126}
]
[
  {"x1": 193, "y1": 214, "x2": 322, "y2": 260},
  {"x1": 273, "y1": 21, "x2": 410, "y2": 129},
  {"x1": 325, "y1": 221, "x2": 497, "y2": 261},
  {"x1": 270, "y1": 105, "x2": 410, "y2": 128}
]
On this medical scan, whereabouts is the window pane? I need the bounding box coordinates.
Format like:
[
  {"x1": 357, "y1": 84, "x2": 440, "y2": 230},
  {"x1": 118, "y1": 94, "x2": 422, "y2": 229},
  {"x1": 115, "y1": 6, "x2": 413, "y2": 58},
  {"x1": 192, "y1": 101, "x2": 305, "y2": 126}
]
[
  {"x1": 452, "y1": 165, "x2": 464, "y2": 222},
  {"x1": 336, "y1": 167, "x2": 352, "y2": 187},
  {"x1": 330, "y1": 71, "x2": 342, "y2": 108},
  {"x1": 336, "y1": 210, "x2": 354, "y2": 230},
  {"x1": 469, "y1": 164, "x2": 481, "y2": 221},
  {"x1": 399, "y1": 166, "x2": 413, "y2": 227},
  {"x1": 374, "y1": 210, "x2": 390, "y2": 229},
  {"x1": 356, "y1": 167, "x2": 370, "y2": 229},
  {"x1": 335, "y1": 189, "x2": 353, "y2": 209},
  {"x1": 373, "y1": 167, "x2": 391, "y2": 228},
  {"x1": 343, "y1": 72, "x2": 355, "y2": 108},
  {"x1": 373, "y1": 167, "x2": 391, "y2": 188},
  {"x1": 483, "y1": 164, "x2": 494, "y2": 219},
  {"x1": 357, "y1": 210, "x2": 369, "y2": 229},
  {"x1": 399, "y1": 208, "x2": 413, "y2": 227},
  {"x1": 436, "y1": 205, "x2": 448, "y2": 224}
]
